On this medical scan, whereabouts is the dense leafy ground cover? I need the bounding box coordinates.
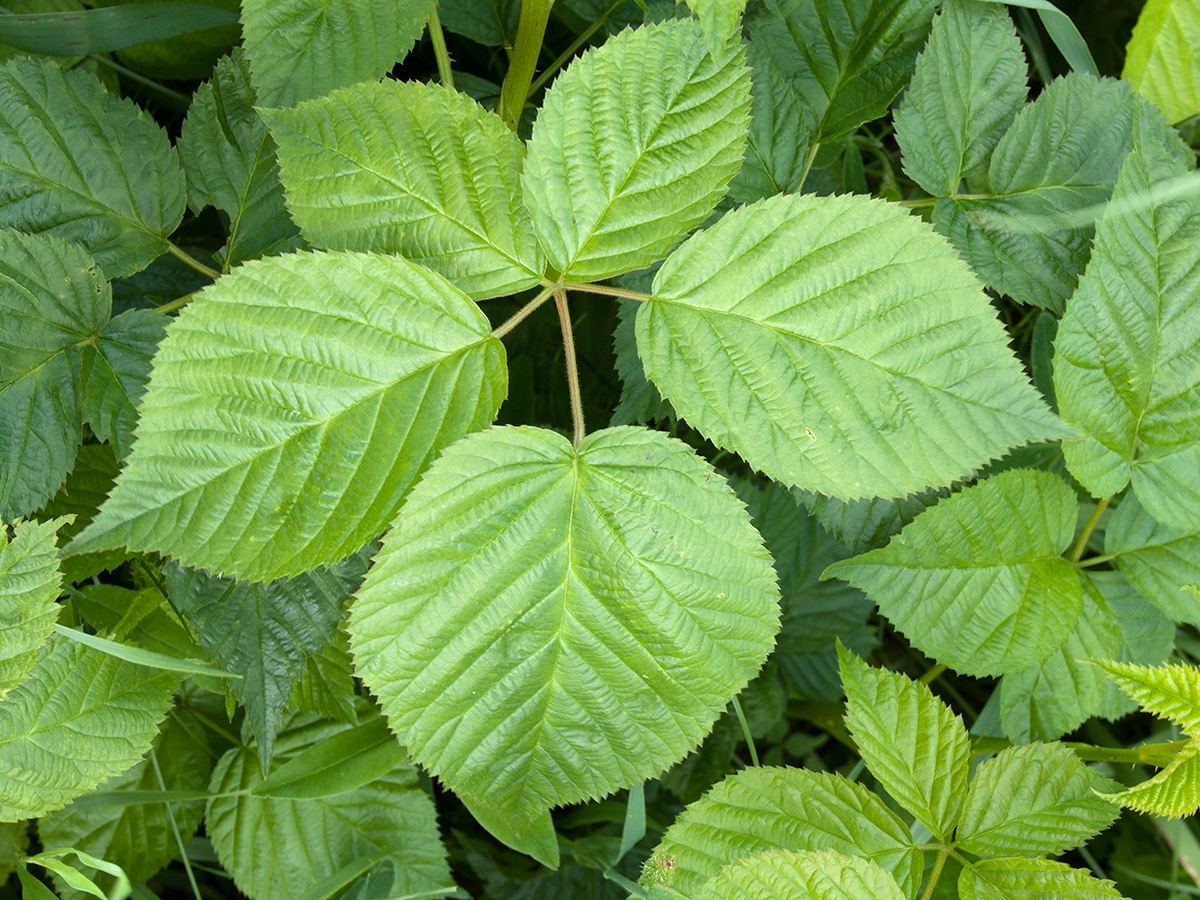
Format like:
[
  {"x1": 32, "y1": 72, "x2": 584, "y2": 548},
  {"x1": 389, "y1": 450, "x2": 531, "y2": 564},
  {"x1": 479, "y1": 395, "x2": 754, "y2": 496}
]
[{"x1": 1, "y1": 0, "x2": 1200, "y2": 898}]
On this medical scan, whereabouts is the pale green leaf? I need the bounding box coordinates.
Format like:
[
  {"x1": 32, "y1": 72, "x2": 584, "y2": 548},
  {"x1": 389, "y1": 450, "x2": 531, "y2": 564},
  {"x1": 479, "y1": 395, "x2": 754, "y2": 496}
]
[
  {"x1": 1096, "y1": 659, "x2": 1200, "y2": 738},
  {"x1": 0, "y1": 636, "x2": 178, "y2": 821},
  {"x1": 894, "y1": 0, "x2": 1028, "y2": 196},
  {"x1": 641, "y1": 767, "x2": 921, "y2": 897},
  {"x1": 1093, "y1": 572, "x2": 1176, "y2": 720},
  {"x1": 1100, "y1": 742, "x2": 1200, "y2": 818},
  {"x1": 641, "y1": 193, "x2": 1064, "y2": 500},
  {"x1": 177, "y1": 49, "x2": 301, "y2": 268},
  {"x1": 264, "y1": 80, "x2": 544, "y2": 300},
  {"x1": 958, "y1": 857, "x2": 1125, "y2": 900},
  {"x1": 837, "y1": 646, "x2": 970, "y2": 838},
  {"x1": 683, "y1": 0, "x2": 745, "y2": 60},
  {"x1": 0, "y1": 57, "x2": 185, "y2": 277},
  {"x1": 1105, "y1": 494, "x2": 1200, "y2": 625},
  {"x1": 957, "y1": 743, "x2": 1118, "y2": 857},
  {"x1": 697, "y1": 849, "x2": 905, "y2": 900},
  {"x1": 825, "y1": 470, "x2": 1084, "y2": 677},
  {"x1": 81, "y1": 310, "x2": 166, "y2": 460},
  {"x1": 239, "y1": 0, "x2": 436, "y2": 108},
  {"x1": 0, "y1": 2, "x2": 238, "y2": 57},
  {"x1": 1123, "y1": 0, "x2": 1200, "y2": 125},
  {"x1": 349, "y1": 425, "x2": 780, "y2": 833},
  {"x1": 206, "y1": 707, "x2": 454, "y2": 900},
  {"x1": 521, "y1": 19, "x2": 750, "y2": 281},
  {"x1": 70, "y1": 250, "x2": 507, "y2": 582},
  {"x1": 0, "y1": 518, "x2": 63, "y2": 700}
]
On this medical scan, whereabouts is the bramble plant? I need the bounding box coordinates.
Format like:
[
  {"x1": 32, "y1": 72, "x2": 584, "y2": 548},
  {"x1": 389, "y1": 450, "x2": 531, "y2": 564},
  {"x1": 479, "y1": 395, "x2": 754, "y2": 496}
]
[{"x1": 1, "y1": 0, "x2": 1200, "y2": 898}]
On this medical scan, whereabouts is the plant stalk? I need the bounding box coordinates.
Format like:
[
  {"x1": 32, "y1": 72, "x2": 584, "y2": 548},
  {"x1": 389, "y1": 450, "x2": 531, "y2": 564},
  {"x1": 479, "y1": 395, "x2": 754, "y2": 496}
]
[
  {"x1": 920, "y1": 849, "x2": 949, "y2": 900},
  {"x1": 499, "y1": 0, "x2": 554, "y2": 129},
  {"x1": 973, "y1": 734, "x2": 1188, "y2": 768},
  {"x1": 428, "y1": 9, "x2": 455, "y2": 89},
  {"x1": 557, "y1": 280, "x2": 652, "y2": 302},
  {"x1": 167, "y1": 243, "x2": 221, "y2": 280},
  {"x1": 1070, "y1": 496, "x2": 1111, "y2": 562},
  {"x1": 526, "y1": 0, "x2": 622, "y2": 98},
  {"x1": 492, "y1": 285, "x2": 556, "y2": 338},
  {"x1": 555, "y1": 290, "x2": 585, "y2": 447},
  {"x1": 731, "y1": 696, "x2": 760, "y2": 767}
]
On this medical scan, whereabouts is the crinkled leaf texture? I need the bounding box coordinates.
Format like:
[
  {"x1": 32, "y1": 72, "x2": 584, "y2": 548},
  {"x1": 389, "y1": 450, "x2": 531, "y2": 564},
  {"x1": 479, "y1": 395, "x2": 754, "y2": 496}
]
[
  {"x1": 349, "y1": 425, "x2": 780, "y2": 836},
  {"x1": 0, "y1": 518, "x2": 64, "y2": 699},
  {"x1": 0, "y1": 58, "x2": 184, "y2": 278},
  {"x1": 80, "y1": 309, "x2": 167, "y2": 460},
  {"x1": 264, "y1": 80, "x2": 544, "y2": 300},
  {"x1": 70, "y1": 250, "x2": 506, "y2": 583},
  {"x1": 1105, "y1": 494, "x2": 1200, "y2": 625},
  {"x1": 1123, "y1": 0, "x2": 1200, "y2": 124},
  {"x1": 0, "y1": 636, "x2": 178, "y2": 821},
  {"x1": 697, "y1": 849, "x2": 905, "y2": 900},
  {"x1": 958, "y1": 857, "x2": 1126, "y2": 900},
  {"x1": 641, "y1": 191, "x2": 1064, "y2": 500},
  {"x1": 684, "y1": 0, "x2": 746, "y2": 60},
  {"x1": 826, "y1": 470, "x2": 1083, "y2": 677},
  {"x1": 521, "y1": 18, "x2": 751, "y2": 281}
]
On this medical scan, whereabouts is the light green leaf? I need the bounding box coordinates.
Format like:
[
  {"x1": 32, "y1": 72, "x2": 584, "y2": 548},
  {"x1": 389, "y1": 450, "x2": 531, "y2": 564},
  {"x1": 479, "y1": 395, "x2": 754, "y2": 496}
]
[
  {"x1": 641, "y1": 193, "x2": 1064, "y2": 500},
  {"x1": 957, "y1": 743, "x2": 1118, "y2": 857},
  {"x1": 1094, "y1": 572, "x2": 1176, "y2": 720},
  {"x1": 0, "y1": 518, "x2": 63, "y2": 699},
  {"x1": 206, "y1": 708, "x2": 454, "y2": 900},
  {"x1": 641, "y1": 768, "x2": 921, "y2": 897},
  {"x1": 837, "y1": 645, "x2": 970, "y2": 838},
  {"x1": 253, "y1": 715, "x2": 407, "y2": 799},
  {"x1": 683, "y1": 0, "x2": 745, "y2": 60},
  {"x1": 80, "y1": 309, "x2": 167, "y2": 460},
  {"x1": 1097, "y1": 660, "x2": 1200, "y2": 738},
  {"x1": 697, "y1": 849, "x2": 905, "y2": 900},
  {"x1": 0, "y1": 636, "x2": 178, "y2": 821},
  {"x1": 825, "y1": 470, "x2": 1084, "y2": 677},
  {"x1": 70, "y1": 250, "x2": 507, "y2": 582},
  {"x1": 348, "y1": 425, "x2": 780, "y2": 834},
  {"x1": 1053, "y1": 139, "x2": 1200, "y2": 531},
  {"x1": 958, "y1": 857, "x2": 1125, "y2": 900},
  {"x1": 264, "y1": 80, "x2": 544, "y2": 300},
  {"x1": 894, "y1": 0, "x2": 1028, "y2": 197},
  {"x1": 0, "y1": 57, "x2": 185, "y2": 278},
  {"x1": 1105, "y1": 494, "x2": 1200, "y2": 625},
  {"x1": 177, "y1": 49, "x2": 300, "y2": 269},
  {"x1": 458, "y1": 794, "x2": 559, "y2": 869},
  {"x1": 1, "y1": 231, "x2": 109, "y2": 520},
  {"x1": 239, "y1": 0, "x2": 436, "y2": 108},
  {"x1": 1123, "y1": 0, "x2": 1200, "y2": 125},
  {"x1": 52, "y1": 625, "x2": 234, "y2": 681},
  {"x1": 521, "y1": 18, "x2": 750, "y2": 281},
  {"x1": 1102, "y1": 742, "x2": 1200, "y2": 819}
]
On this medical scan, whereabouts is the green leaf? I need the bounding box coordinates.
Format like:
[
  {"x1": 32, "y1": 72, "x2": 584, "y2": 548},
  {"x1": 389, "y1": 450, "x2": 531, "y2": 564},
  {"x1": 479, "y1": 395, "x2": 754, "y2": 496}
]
[
  {"x1": 825, "y1": 470, "x2": 1084, "y2": 677},
  {"x1": 177, "y1": 49, "x2": 301, "y2": 269},
  {"x1": 1097, "y1": 660, "x2": 1200, "y2": 738},
  {"x1": 0, "y1": 57, "x2": 185, "y2": 278},
  {"x1": 837, "y1": 645, "x2": 970, "y2": 839},
  {"x1": 1053, "y1": 139, "x2": 1200, "y2": 531},
  {"x1": 437, "y1": 0, "x2": 518, "y2": 46},
  {"x1": 1, "y1": 231, "x2": 109, "y2": 520},
  {"x1": 795, "y1": 487, "x2": 947, "y2": 557},
  {"x1": 0, "y1": 2, "x2": 239, "y2": 56},
  {"x1": 38, "y1": 445, "x2": 124, "y2": 583},
  {"x1": 70, "y1": 250, "x2": 507, "y2": 582},
  {"x1": 264, "y1": 80, "x2": 544, "y2": 300},
  {"x1": 641, "y1": 768, "x2": 921, "y2": 897},
  {"x1": 239, "y1": 0, "x2": 436, "y2": 107},
  {"x1": 0, "y1": 636, "x2": 178, "y2": 821},
  {"x1": 80, "y1": 309, "x2": 167, "y2": 460},
  {"x1": 253, "y1": 716, "x2": 407, "y2": 799},
  {"x1": 697, "y1": 849, "x2": 905, "y2": 900},
  {"x1": 683, "y1": 0, "x2": 745, "y2": 60},
  {"x1": 521, "y1": 19, "x2": 750, "y2": 281},
  {"x1": 958, "y1": 857, "x2": 1125, "y2": 900},
  {"x1": 1093, "y1": 572, "x2": 1176, "y2": 720},
  {"x1": 0, "y1": 821, "x2": 29, "y2": 886},
  {"x1": 1123, "y1": 0, "x2": 1200, "y2": 124},
  {"x1": 956, "y1": 743, "x2": 1119, "y2": 857},
  {"x1": 0, "y1": 518, "x2": 63, "y2": 699},
  {"x1": 1105, "y1": 494, "x2": 1200, "y2": 625},
  {"x1": 978, "y1": 0, "x2": 1098, "y2": 76},
  {"x1": 53, "y1": 625, "x2": 234, "y2": 680},
  {"x1": 611, "y1": 299, "x2": 675, "y2": 427},
  {"x1": 893, "y1": 0, "x2": 1028, "y2": 197},
  {"x1": 291, "y1": 629, "x2": 357, "y2": 724},
  {"x1": 458, "y1": 795, "x2": 560, "y2": 869},
  {"x1": 641, "y1": 193, "x2": 1064, "y2": 500},
  {"x1": 207, "y1": 707, "x2": 455, "y2": 900},
  {"x1": 349, "y1": 425, "x2": 780, "y2": 834}
]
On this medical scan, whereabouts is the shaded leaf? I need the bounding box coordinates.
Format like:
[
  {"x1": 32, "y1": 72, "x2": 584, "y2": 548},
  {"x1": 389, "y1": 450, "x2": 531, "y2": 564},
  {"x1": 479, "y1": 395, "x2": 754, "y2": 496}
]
[
  {"x1": 80, "y1": 309, "x2": 167, "y2": 459},
  {"x1": 0, "y1": 518, "x2": 64, "y2": 699}
]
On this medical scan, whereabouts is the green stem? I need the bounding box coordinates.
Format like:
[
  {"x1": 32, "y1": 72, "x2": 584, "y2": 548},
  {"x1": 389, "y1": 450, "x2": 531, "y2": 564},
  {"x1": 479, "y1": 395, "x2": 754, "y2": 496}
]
[
  {"x1": 149, "y1": 748, "x2": 203, "y2": 900},
  {"x1": 156, "y1": 291, "x2": 198, "y2": 315},
  {"x1": 557, "y1": 280, "x2": 652, "y2": 302},
  {"x1": 1074, "y1": 553, "x2": 1116, "y2": 568},
  {"x1": 921, "y1": 849, "x2": 949, "y2": 900},
  {"x1": 526, "y1": 0, "x2": 621, "y2": 98},
  {"x1": 492, "y1": 285, "x2": 556, "y2": 338},
  {"x1": 973, "y1": 734, "x2": 1188, "y2": 768},
  {"x1": 167, "y1": 243, "x2": 221, "y2": 280},
  {"x1": 84, "y1": 54, "x2": 192, "y2": 107},
  {"x1": 1070, "y1": 496, "x2": 1111, "y2": 562},
  {"x1": 731, "y1": 696, "x2": 760, "y2": 768},
  {"x1": 899, "y1": 197, "x2": 938, "y2": 209},
  {"x1": 919, "y1": 663, "x2": 948, "y2": 685},
  {"x1": 428, "y1": 9, "x2": 455, "y2": 90},
  {"x1": 555, "y1": 290, "x2": 585, "y2": 447},
  {"x1": 499, "y1": 0, "x2": 554, "y2": 129},
  {"x1": 796, "y1": 142, "x2": 821, "y2": 194}
]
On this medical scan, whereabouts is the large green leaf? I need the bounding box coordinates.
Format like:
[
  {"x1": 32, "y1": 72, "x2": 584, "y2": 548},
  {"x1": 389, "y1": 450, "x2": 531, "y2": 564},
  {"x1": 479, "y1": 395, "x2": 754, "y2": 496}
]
[
  {"x1": 1, "y1": 231, "x2": 109, "y2": 520},
  {"x1": 825, "y1": 470, "x2": 1083, "y2": 677},
  {"x1": 0, "y1": 58, "x2": 184, "y2": 278},
  {"x1": 70, "y1": 250, "x2": 506, "y2": 582},
  {"x1": 177, "y1": 49, "x2": 300, "y2": 269},
  {"x1": 1053, "y1": 139, "x2": 1200, "y2": 531},
  {"x1": 641, "y1": 768, "x2": 921, "y2": 897},
  {"x1": 0, "y1": 637, "x2": 178, "y2": 821},
  {"x1": 0, "y1": 518, "x2": 64, "y2": 699},
  {"x1": 239, "y1": 0, "x2": 436, "y2": 107},
  {"x1": 1106, "y1": 494, "x2": 1200, "y2": 625},
  {"x1": 264, "y1": 80, "x2": 544, "y2": 300},
  {"x1": 37, "y1": 444, "x2": 124, "y2": 583},
  {"x1": 349, "y1": 426, "x2": 780, "y2": 835},
  {"x1": 80, "y1": 309, "x2": 167, "y2": 460},
  {"x1": 958, "y1": 858, "x2": 1124, "y2": 900},
  {"x1": 521, "y1": 19, "x2": 751, "y2": 281},
  {"x1": 893, "y1": 0, "x2": 1027, "y2": 197},
  {"x1": 698, "y1": 850, "x2": 905, "y2": 900},
  {"x1": 640, "y1": 192, "x2": 1064, "y2": 500},
  {"x1": 206, "y1": 708, "x2": 454, "y2": 900},
  {"x1": 0, "y1": 2, "x2": 239, "y2": 56},
  {"x1": 1123, "y1": 0, "x2": 1200, "y2": 125}
]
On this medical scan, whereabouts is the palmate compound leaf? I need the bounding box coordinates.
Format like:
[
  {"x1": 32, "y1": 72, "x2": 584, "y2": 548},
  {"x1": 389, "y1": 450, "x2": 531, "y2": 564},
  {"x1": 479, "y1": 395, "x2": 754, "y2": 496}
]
[
  {"x1": 824, "y1": 470, "x2": 1084, "y2": 677},
  {"x1": 348, "y1": 426, "x2": 781, "y2": 840},
  {"x1": 639, "y1": 192, "x2": 1067, "y2": 501},
  {"x1": 957, "y1": 857, "x2": 1126, "y2": 900},
  {"x1": 69, "y1": 250, "x2": 506, "y2": 583},
  {"x1": 1123, "y1": 0, "x2": 1200, "y2": 125},
  {"x1": 521, "y1": 18, "x2": 751, "y2": 282},
  {"x1": 697, "y1": 849, "x2": 905, "y2": 900},
  {"x1": 0, "y1": 636, "x2": 178, "y2": 821},
  {"x1": 1053, "y1": 137, "x2": 1200, "y2": 531},
  {"x1": 0, "y1": 57, "x2": 185, "y2": 278},
  {"x1": 0, "y1": 518, "x2": 65, "y2": 699},
  {"x1": 263, "y1": 79, "x2": 544, "y2": 300}
]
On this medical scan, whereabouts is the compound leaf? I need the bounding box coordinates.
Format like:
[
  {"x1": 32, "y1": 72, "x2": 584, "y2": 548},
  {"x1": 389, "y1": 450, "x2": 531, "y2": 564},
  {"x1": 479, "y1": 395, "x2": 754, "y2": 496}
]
[
  {"x1": 1105, "y1": 494, "x2": 1200, "y2": 625},
  {"x1": 958, "y1": 857, "x2": 1125, "y2": 900},
  {"x1": 80, "y1": 309, "x2": 167, "y2": 460},
  {"x1": 697, "y1": 849, "x2": 905, "y2": 900},
  {"x1": 522, "y1": 19, "x2": 750, "y2": 281},
  {"x1": 349, "y1": 426, "x2": 780, "y2": 836},
  {"x1": 0, "y1": 517, "x2": 65, "y2": 699},
  {"x1": 1123, "y1": 0, "x2": 1200, "y2": 125},
  {"x1": 264, "y1": 80, "x2": 544, "y2": 300},
  {"x1": 70, "y1": 250, "x2": 506, "y2": 583}
]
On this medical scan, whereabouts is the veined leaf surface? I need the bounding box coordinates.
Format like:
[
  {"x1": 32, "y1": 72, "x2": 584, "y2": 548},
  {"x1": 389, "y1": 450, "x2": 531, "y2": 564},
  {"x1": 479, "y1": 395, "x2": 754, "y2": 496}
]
[
  {"x1": 1105, "y1": 495, "x2": 1200, "y2": 625},
  {"x1": 80, "y1": 309, "x2": 167, "y2": 460},
  {"x1": 71, "y1": 250, "x2": 506, "y2": 583},
  {"x1": 1123, "y1": 0, "x2": 1200, "y2": 125},
  {"x1": 697, "y1": 850, "x2": 905, "y2": 900},
  {"x1": 957, "y1": 857, "x2": 1125, "y2": 900},
  {"x1": 349, "y1": 426, "x2": 780, "y2": 835},
  {"x1": 0, "y1": 518, "x2": 64, "y2": 699}
]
